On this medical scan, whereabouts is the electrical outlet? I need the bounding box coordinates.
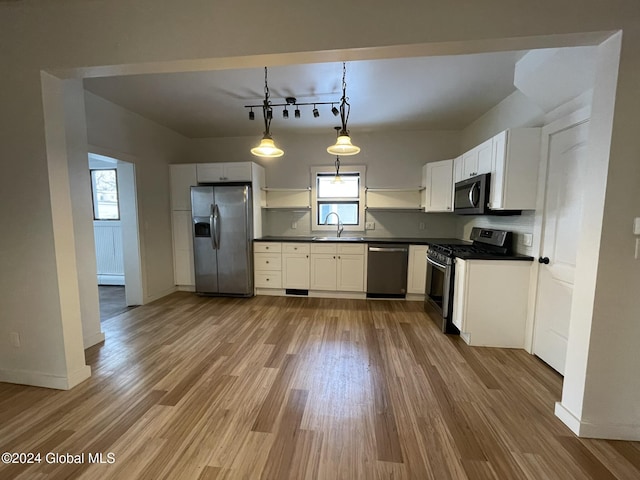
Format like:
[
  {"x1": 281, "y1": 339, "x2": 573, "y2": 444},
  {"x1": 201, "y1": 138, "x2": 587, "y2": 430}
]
[
  {"x1": 365, "y1": 222, "x2": 375, "y2": 230},
  {"x1": 9, "y1": 332, "x2": 20, "y2": 348},
  {"x1": 291, "y1": 221, "x2": 297, "y2": 230},
  {"x1": 419, "y1": 222, "x2": 425, "y2": 230},
  {"x1": 522, "y1": 234, "x2": 533, "y2": 247}
]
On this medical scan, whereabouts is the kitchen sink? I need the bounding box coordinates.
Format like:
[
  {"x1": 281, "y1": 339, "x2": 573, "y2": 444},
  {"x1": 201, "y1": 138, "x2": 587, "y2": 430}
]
[{"x1": 312, "y1": 236, "x2": 365, "y2": 242}]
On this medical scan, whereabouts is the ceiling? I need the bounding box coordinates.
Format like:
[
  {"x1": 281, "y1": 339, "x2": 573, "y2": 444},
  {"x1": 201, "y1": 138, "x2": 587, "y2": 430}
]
[{"x1": 83, "y1": 51, "x2": 525, "y2": 139}]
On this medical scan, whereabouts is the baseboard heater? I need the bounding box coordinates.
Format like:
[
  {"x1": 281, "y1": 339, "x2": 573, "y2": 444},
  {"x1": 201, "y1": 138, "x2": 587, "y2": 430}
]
[{"x1": 286, "y1": 289, "x2": 308, "y2": 296}]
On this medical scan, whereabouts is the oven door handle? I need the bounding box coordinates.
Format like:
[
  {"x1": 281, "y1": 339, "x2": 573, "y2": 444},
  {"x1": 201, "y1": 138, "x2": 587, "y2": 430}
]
[{"x1": 427, "y1": 257, "x2": 449, "y2": 270}]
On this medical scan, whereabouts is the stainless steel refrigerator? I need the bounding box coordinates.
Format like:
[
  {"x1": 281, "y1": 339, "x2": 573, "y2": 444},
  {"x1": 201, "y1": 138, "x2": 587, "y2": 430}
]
[{"x1": 191, "y1": 184, "x2": 253, "y2": 296}]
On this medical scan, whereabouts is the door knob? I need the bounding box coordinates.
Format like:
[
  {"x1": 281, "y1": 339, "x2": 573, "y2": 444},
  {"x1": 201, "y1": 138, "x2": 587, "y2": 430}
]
[{"x1": 538, "y1": 257, "x2": 550, "y2": 264}]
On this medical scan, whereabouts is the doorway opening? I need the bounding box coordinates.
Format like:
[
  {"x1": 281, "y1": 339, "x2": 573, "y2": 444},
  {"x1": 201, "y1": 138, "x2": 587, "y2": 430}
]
[{"x1": 89, "y1": 152, "x2": 143, "y2": 320}]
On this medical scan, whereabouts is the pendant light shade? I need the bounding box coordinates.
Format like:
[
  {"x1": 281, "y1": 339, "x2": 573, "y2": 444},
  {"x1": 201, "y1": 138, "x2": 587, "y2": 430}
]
[
  {"x1": 327, "y1": 135, "x2": 360, "y2": 156},
  {"x1": 251, "y1": 67, "x2": 284, "y2": 158},
  {"x1": 251, "y1": 135, "x2": 284, "y2": 158},
  {"x1": 327, "y1": 62, "x2": 360, "y2": 156}
]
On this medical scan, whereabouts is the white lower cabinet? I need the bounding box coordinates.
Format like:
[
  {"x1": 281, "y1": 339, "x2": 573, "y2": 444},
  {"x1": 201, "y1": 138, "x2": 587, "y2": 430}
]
[
  {"x1": 337, "y1": 254, "x2": 365, "y2": 291},
  {"x1": 282, "y1": 243, "x2": 310, "y2": 289},
  {"x1": 407, "y1": 245, "x2": 428, "y2": 295},
  {"x1": 452, "y1": 258, "x2": 531, "y2": 348},
  {"x1": 254, "y1": 242, "x2": 282, "y2": 288},
  {"x1": 310, "y1": 243, "x2": 366, "y2": 292},
  {"x1": 172, "y1": 211, "x2": 195, "y2": 286}
]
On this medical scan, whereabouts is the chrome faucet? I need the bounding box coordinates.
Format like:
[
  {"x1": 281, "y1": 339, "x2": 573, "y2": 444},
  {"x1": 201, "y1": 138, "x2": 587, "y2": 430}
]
[{"x1": 323, "y1": 212, "x2": 343, "y2": 237}]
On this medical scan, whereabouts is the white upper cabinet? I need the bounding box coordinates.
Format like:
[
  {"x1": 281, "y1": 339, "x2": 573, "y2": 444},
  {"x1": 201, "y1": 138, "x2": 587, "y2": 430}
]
[
  {"x1": 457, "y1": 138, "x2": 493, "y2": 181},
  {"x1": 170, "y1": 164, "x2": 197, "y2": 210},
  {"x1": 489, "y1": 128, "x2": 541, "y2": 210},
  {"x1": 196, "y1": 162, "x2": 253, "y2": 183},
  {"x1": 422, "y1": 159, "x2": 454, "y2": 212}
]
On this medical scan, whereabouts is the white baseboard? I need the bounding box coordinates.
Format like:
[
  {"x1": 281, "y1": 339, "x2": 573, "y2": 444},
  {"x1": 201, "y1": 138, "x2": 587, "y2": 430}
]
[
  {"x1": 144, "y1": 285, "x2": 177, "y2": 304},
  {"x1": 0, "y1": 364, "x2": 91, "y2": 390},
  {"x1": 83, "y1": 331, "x2": 105, "y2": 349},
  {"x1": 97, "y1": 274, "x2": 125, "y2": 286},
  {"x1": 555, "y1": 401, "x2": 582, "y2": 435},
  {"x1": 176, "y1": 285, "x2": 196, "y2": 292},
  {"x1": 555, "y1": 401, "x2": 640, "y2": 440}
]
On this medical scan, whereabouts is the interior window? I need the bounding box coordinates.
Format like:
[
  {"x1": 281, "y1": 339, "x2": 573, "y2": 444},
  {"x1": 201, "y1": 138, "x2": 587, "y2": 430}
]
[
  {"x1": 90, "y1": 169, "x2": 120, "y2": 220},
  {"x1": 312, "y1": 166, "x2": 365, "y2": 231}
]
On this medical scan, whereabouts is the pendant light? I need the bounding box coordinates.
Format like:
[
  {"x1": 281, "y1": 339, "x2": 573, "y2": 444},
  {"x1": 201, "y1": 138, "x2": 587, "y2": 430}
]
[
  {"x1": 251, "y1": 67, "x2": 284, "y2": 158},
  {"x1": 327, "y1": 62, "x2": 360, "y2": 156}
]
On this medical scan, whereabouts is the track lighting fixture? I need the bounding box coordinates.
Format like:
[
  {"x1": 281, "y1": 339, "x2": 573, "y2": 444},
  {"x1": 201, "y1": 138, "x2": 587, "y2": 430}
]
[
  {"x1": 249, "y1": 108, "x2": 255, "y2": 120},
  {"x1": 331, "y1": 104, "x2": 339, "y2": 116},
  {"x1": 313, "y1": 105, "x2": 320, "y2": 118},
  {"x1": 327, "y1": 62, "x2": 360, "y2": 156},
  {"x1": 294, "y1": 107, "x2": 301, "y2": 118},
  {"x1": 250, "y1": 67, "x2": 284, "y2": 158},
  {"x1": 283, "y1": 107, "x2": 289, "y2": 119}
]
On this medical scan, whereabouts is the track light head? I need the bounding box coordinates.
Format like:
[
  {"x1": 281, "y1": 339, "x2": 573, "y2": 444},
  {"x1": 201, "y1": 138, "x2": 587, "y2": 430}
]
[
  {"x1": 313, "y1": 105, "x2": 319, "y2": 118},
  {"x1": 331, "y1": 105, "x2": 339, "y2": 116},
  {"x1": 249, "y1": 109, "x2": 255, "y2": 120},
  {"x1": 283, "y1": 108, "x2": 289, "y2": 119},
  {"x1": 294, "y1": 107, "x2": 301, "y2": 118}
]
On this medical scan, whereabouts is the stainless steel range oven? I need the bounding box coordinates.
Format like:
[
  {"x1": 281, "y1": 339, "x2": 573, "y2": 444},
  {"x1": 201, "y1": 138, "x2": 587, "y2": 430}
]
[
  {"x1": 424, "y1": 247, "x2": 458, "y2": 333},
  {"x1": 424, "y1": 228, "x2": 516, "y2": 334}
]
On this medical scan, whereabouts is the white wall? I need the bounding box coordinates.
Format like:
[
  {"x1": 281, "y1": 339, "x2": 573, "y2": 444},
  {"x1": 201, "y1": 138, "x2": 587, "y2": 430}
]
[
  {"x1": 189, "y1": 130, "x2": 461, "y2": 238},
  {"x1": 0, "y1": 0, "x2": 638, "y2": 437},
  {"x1": 84, "y1": 92, "x2": 190, "y2": 304}
]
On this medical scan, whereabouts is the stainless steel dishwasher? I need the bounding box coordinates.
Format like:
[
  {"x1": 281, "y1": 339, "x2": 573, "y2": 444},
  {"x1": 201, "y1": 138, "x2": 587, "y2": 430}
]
[{"x1": 366, "y1": 244, "x2": 409, "y2": 298}]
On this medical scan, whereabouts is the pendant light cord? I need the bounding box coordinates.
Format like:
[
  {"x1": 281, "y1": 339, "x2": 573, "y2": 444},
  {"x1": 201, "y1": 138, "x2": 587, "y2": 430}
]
[
  {"x1": 262, "y1": 67, "x2": 272, "y2": 137},
  {"x1": 339, "y1": 62, "x2": 351, "y2": 135}
]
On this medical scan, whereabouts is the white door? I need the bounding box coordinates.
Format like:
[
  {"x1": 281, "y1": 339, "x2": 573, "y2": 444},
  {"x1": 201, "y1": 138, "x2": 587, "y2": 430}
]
[
  {"x1": 533, "y1": 117, "x2": 590, "y2": 375},
  {"x1": 310, "y1": 254, "x2": 337, "y2": 290},
  {"x1": 337, "y1": 254, "x2": 365, "y2": 292}
]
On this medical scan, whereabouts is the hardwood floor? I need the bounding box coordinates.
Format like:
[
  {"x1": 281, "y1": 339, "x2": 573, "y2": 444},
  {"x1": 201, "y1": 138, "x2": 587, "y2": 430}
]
[{"x1": 1, "y1": 293, "x2": 639, "y2": 479}]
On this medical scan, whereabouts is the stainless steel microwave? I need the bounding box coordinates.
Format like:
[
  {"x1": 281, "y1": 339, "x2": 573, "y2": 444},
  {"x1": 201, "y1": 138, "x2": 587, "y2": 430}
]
[{"x1": 454, "y1": 173, "x2": 490, "y2": 215}]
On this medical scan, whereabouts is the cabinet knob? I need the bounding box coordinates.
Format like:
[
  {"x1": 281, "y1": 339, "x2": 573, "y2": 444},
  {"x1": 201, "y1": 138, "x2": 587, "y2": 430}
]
[
  {"x1": 266, "y1": 247, "x2": 269, "y2": 250},
  {"x1": 333, "y1": 256, "x2": 336, "y2": 259},
  {"x1": 266, "y1": 278, "x2": 269, "y2": 281},
  {"x1": 266, "y1": 261, "x2": 269, "y2": 264},
  {"x1": 306, "y1": 255, "x2": 309, "y2": 258}
]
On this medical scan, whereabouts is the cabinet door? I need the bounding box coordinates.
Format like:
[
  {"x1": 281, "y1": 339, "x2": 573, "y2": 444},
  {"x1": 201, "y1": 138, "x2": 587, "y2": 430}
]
[
  {"x1": 196, "y1": 163, "x2": 225, "y2": 183},
  {"x1": 451, "y1": 258, "x2": 467, "y2": 331},
  {"x1": 172, "y1": 211, "x2": 195, "y2": 285},
  {"x1": 223, "y1": 162, "x2": 252, "y2": 182},
  {"x1": 337, "y1": 254, "x2": 364, "y2": 292},
  {"x1": 407, "y1": 245, "x2": 428, "y2": 294},
  {"x1": 282, "y1": 253, "x2": 310, "y2": 289},
  {"x1": 310, "y1": 254, "x2": 337, "y2": 290},
  {"x1": 476, "y1": 138, "x2": 494, "y2": 175},
  {"x1": 453, "y1": 155, "x2": 464, "y2": 183},
  {"x1": 461, "y1": 150, "x2": 477, "y2": 178},
  {"x1": 170, "y1": 164, "x2": 197, "y2": 210},
  {"x1": 425, "y1": 159, "x2": 454, "y2": 212},
  {"x1": 489, "y1": 130, "x2": 507, "y2": 209}
]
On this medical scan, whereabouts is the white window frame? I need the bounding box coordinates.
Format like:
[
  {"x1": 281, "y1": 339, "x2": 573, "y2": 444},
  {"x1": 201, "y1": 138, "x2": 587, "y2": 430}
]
[
  {"x1": 90, "y1": 168, "x2": 120, "y2": 221},
  {"x1": 311, "y1": 165, "x2": 366, "y2": 232}
]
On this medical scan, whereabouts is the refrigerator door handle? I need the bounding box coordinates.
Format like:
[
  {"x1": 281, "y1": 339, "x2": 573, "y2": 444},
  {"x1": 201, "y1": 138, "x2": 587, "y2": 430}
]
[
  {"x1": 210, "y1": 204, "x2": 217, "y2": 250},
  {"x1": 213, "y1": 203, "x2": 221, "y2": 249}
]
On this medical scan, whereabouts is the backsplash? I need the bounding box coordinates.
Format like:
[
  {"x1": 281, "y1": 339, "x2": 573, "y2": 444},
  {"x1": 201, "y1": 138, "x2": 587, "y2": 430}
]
[
  {"x1": 262, "y1": 209, "x2": 458, "y2": 239},
  {"x1": 457, "y1": 211, "x2": 536, "y2": 255}
]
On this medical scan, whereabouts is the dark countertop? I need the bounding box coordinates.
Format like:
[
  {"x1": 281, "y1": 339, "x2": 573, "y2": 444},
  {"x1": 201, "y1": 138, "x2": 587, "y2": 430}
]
[
  {"x1": 254, "y1": 235, "x2": 464, "y2": 246},
  {"x1": 254, "y1": 236, "x2": 534, "y2": 261}
]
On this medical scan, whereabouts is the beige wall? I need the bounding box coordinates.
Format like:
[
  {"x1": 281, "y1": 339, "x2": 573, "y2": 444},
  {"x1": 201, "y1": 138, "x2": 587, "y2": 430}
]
[
  {"x1": 0, "y1": 0, "x2": 638, "y2": 438},
  {"x1": 84, "y1": 92, "x2": 190, "y2": 303}
]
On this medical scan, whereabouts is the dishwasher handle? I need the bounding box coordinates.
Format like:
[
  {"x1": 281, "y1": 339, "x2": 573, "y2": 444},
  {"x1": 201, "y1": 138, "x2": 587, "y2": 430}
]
[{"x1": 368, "y1": 246, "x2": 408, "y2": 253}]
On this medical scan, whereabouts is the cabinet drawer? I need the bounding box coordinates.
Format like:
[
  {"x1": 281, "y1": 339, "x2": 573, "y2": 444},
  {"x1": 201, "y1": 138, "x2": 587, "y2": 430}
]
[
  {"x1": 254, "y1": 242, "x2": 282, "y2": 253},
  {"x1": 283, "y1": 243, "x2": 310, "y2": 254},
  {"x1": 255, "y1": 272, "x2": 282, "y2": 288},
  {"x1": 254, "y1": 253, "x2": 281, "y2": 271},
  {"x1": 337, "y1": 243, "x2": 365, "y2": 255},
  {"x1": 311, "y1": 243, "x2": 337, "y2": 254}
]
